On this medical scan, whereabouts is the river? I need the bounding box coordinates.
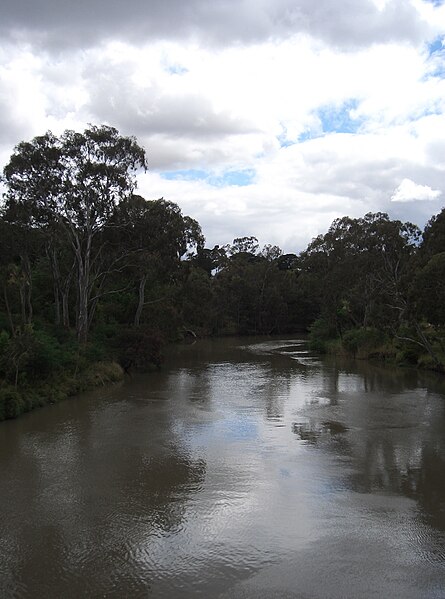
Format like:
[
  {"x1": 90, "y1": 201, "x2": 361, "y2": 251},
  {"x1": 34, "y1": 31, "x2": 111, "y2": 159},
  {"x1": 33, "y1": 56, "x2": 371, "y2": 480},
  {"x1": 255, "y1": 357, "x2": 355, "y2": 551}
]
[{"x1": 1, "y1": 337, "x2": 445, "y2": 598}]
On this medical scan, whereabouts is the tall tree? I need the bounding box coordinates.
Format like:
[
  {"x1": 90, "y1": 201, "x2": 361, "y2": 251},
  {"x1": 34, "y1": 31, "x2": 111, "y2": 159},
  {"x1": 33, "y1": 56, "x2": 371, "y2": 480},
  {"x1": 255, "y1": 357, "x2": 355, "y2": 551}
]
[{"x1": 2, "y1": 125, "x2": 147, "y2": 342}]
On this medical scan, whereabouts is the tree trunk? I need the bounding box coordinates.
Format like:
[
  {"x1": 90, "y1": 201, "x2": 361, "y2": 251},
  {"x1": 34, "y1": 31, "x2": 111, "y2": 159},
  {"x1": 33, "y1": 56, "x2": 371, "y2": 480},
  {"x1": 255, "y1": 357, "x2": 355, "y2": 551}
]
[
  {"x1": 413, "y1": 321, "x2": 442, "y2": 369},
  {"x1": 19, "y1": 284, "x2": 26, "y2": 327},
  {"x1": 77, "y1": 273, "x2": 89, "y2": 343},
  {"x1": 62, "y1": 289, "x2": 70, "y2": 328},
  {"x1": 48, "y1": 245, "x2": 61, "y2": 325},
  {"x1": 3, "y1": 286, "x2": 15, "y2": 337},
  {"x1": 53, "y1": 280, "x2": 61, "y2": 326},
  {"x1": 134, "y1": 273, "x2": 148, "y2": 327},
  {"x1": 74, "y1": 230, "x2": 92, "y2": 343},
  {"x1": 21, "y1": 254, "x2": 33, "y2": 325}
]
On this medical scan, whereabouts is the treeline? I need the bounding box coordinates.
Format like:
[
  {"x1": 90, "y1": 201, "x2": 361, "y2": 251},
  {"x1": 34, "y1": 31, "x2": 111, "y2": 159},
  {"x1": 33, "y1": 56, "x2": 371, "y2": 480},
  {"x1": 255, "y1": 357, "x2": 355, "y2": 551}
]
[
  {"x1": 300, "y1": 211, "x2": 445, "y2": 369},
  {"x1": 0, "y1": 125, "x2": 444, "y2": 419}
]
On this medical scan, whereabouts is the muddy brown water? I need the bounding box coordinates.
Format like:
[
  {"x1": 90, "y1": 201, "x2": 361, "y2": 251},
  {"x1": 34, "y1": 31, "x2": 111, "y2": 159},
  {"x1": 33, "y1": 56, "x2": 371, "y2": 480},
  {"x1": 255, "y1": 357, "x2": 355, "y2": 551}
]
[{"x1": 1, "y1": 337, "x2": 445, "y2": 598}]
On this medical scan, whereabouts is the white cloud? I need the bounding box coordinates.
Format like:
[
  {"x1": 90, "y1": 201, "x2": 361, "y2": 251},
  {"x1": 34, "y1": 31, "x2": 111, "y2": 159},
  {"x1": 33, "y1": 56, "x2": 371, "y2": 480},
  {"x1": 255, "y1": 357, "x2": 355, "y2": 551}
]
[{"x1": 391, "y1": 178, "x2": 442, "y2": 202}]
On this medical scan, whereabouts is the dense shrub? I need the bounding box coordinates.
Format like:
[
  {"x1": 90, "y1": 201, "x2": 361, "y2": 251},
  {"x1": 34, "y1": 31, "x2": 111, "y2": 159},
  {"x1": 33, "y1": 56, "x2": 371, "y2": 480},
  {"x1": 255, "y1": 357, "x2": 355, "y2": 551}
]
[
  {"x1": 308, "y1": 317, "x2": 337, "y2": 353},
  {"x1": 113, "y1": 327, "x2": 164, "y2": 372},
  {"x1": 0, "y1": 387, "x2": 25, "y2": 420},
  {"x1": 342, "y1": 327, "x2": 384, "y2": 357}
]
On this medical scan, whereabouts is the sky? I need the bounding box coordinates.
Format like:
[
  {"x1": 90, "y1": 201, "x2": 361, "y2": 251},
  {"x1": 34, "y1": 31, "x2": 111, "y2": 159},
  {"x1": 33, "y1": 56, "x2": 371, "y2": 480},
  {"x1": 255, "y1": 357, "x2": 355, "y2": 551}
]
[{"x1": 1, "y1": 0, "x2": 445, "y2": 252}]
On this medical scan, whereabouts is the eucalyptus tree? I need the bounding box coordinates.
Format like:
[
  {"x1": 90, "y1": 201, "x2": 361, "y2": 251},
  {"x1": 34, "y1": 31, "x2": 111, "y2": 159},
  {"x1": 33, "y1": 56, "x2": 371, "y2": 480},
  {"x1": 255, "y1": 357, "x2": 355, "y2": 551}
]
[
  {"x1": 299, "y1": 212, "x2": 421, "y2": 335},
  {"x1": 2, "y1": 125, "x2": 147, "y2": 342},
  {"x1": 110, "y1": 195, "x2": 204, "y2": 327}
]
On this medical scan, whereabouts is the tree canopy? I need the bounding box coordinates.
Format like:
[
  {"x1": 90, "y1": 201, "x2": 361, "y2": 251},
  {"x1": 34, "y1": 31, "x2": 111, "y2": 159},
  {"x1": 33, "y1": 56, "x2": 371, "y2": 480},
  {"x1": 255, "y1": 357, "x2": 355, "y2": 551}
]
[{"x1": 2, "y1": 125, "x2": 147, "y2": 342}]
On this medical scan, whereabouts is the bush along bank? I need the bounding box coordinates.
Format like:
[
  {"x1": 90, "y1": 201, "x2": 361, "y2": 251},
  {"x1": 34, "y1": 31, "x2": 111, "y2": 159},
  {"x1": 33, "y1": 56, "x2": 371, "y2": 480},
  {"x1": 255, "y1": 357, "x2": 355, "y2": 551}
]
[
  {"x1": 308, "y1": 318, "x2": 445, "y2": 372},
  {"x1": 0, "y1": 324, "x2": 164, "y2": 422}
]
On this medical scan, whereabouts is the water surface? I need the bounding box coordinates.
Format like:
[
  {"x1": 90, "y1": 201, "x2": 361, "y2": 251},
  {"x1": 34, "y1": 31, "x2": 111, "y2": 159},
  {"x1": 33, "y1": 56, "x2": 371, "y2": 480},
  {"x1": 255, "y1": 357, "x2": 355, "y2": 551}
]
[{"x1": 1, "y1": 337, "x2": 445, "y2": 598}]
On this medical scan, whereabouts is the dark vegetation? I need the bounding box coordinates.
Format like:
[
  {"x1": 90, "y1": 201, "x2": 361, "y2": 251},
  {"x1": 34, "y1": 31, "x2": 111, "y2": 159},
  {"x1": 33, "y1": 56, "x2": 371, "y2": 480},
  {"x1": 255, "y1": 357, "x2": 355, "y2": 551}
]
[{"x1": 1, "y1": 125, "x2": 445, "y2": 420}]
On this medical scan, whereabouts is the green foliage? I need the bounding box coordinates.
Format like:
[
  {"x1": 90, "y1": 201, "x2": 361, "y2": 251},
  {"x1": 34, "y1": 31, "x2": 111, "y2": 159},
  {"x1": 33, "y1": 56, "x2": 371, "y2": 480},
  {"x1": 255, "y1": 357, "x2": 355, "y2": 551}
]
[
  {"x1": 0, "y1": 387, "x2": 24, "y2": 420},
  {"x1": 0, "y1": 327, "x2": 77, "y2": 386},
  {"x1": 395, "y1": 346, "x2": 423, "y2": 365},
  {"x1": 342, "y1": 327, "x2": 384, "y2": 357},
  {"x1": 3, "y1": 125, "x2": 147, "y2": 343},
  {"x1": 412, "y1": 252, "x2": 445, "y2": 325},
  {"x1": 0, "y1": 330, "x2": 9, "y2": 359},
  {"x1": 181, "y1": 267, "x2": 216, "y2": 334},
  {"x1": 308, "y1": 318, "x2": 337, "y2": 353},
  {"x1": 83, "y1": 362, "x2": 124, "y2": 387}
]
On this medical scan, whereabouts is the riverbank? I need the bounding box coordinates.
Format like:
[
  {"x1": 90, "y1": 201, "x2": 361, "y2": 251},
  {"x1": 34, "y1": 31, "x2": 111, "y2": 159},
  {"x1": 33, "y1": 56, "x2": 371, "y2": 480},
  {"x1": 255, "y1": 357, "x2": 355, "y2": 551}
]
[
  {"x1": 309, "y1": 324, "x2": 445, "y2": 373},
  {"x1": 0, "y1": 323, "x2": 167, "y2": 422},
  {"x1": 0, "y1": 361, "x2": 124, "y2": 422}
]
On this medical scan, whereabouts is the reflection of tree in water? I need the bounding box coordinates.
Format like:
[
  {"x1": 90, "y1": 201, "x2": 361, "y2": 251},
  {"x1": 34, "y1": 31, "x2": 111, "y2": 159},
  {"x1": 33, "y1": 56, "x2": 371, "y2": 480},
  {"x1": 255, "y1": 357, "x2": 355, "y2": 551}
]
[
  {"x1": 348, "y1": 393, "x2": 445, "y2": 531},
  {"x1": 173, "y1": 367, "x2": 212, "y2": 407},
  {"x1": 329, "y1": 354, "x2": 445, "y2": 396},
  {"x1": 292, "y1": 358, "x2": 445, "y2": 531},
  {"x1": 255, "y1": 356, "x2": 311, "y2": 421},
  {"x1": 403, "y1": 449, "x2": 445, "y2": 531},
  {"x1": 263, "y1": 374, "x2": 290, "y2": 420}
]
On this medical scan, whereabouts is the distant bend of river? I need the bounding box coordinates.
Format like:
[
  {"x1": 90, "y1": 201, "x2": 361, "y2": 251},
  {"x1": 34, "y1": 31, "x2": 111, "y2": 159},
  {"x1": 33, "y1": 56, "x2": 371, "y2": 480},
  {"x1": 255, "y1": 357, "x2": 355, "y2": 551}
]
[{"x1": 1, "y1": 337, "x2": 445, "y2": 598}]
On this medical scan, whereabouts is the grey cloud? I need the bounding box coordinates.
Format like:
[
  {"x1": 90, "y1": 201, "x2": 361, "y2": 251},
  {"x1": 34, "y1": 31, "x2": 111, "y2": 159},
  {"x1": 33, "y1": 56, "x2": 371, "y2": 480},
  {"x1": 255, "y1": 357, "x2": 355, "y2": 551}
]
[
  {"x1": 426, "y1": 139, "x2": 445, "y2": 164},
  {"x1": 85, "y1": 60, "x2": 255, "y2": 137},
  {"x1": 136, "y1": 134, "x2": 253, "y2": 170},
  {"x1": 119, "y1": 94, "x2": 256, "y2": 139},
  {"x1": 294, "y1": 0, "x2": 426, "y2": 48},
  {"x1": 1, "y1": 0, "x2": 431, "y2": 51},
  {"x1": 82, "y1": 62, "x2": 258, "y2": 168},
  {"x1": 389, "y1": 200, "x2": 443, "y2": 232}
]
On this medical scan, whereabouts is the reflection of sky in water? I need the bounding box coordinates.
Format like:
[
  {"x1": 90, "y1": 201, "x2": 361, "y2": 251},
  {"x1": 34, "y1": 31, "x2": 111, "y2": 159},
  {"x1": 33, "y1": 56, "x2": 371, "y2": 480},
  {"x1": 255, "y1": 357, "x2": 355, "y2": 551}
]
[{"x1": 177, "y1": 413, "x2": 259, "y2": 447}]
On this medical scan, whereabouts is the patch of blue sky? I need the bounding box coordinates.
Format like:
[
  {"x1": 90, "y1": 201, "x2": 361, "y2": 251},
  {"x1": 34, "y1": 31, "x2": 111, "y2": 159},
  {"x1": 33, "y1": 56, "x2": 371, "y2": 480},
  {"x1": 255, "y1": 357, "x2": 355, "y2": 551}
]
[
  {"x1": 424, "y1": 37, "x2": 445, "y2": 79},
  {"x1": 277, "y1": 125, "x2": 297, "y2": 148},
  {"x1": 277, "y1": 136, "x2": 296, "y2": 148},
  {"x1": 161, "y1": 168, "x2": 255, "y2": 187},
  {"x1": 428, "y1": 36, "x2": 444, "y2": 56},
  {"x1": 210, "y1": 169, "x2": 255, "y2": 187},
  {"x1": 161, "y1": 169, "x2": 208, "y2": 182},
  {"x1": 297, "y1": 99, "x2": 363, "y2": 141},
  {"x1": 319, "y1": 99, "x2": 363, "y2": 134},
  {"x1": 165, "y1": 64, "x2": 189, "y2": 75},
  {"x1": 424, "y1": 0, "x2": 444, "y2": 6},
  {"x1": 297, "y1": 130, "x2": 313, "y2": 142}
]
